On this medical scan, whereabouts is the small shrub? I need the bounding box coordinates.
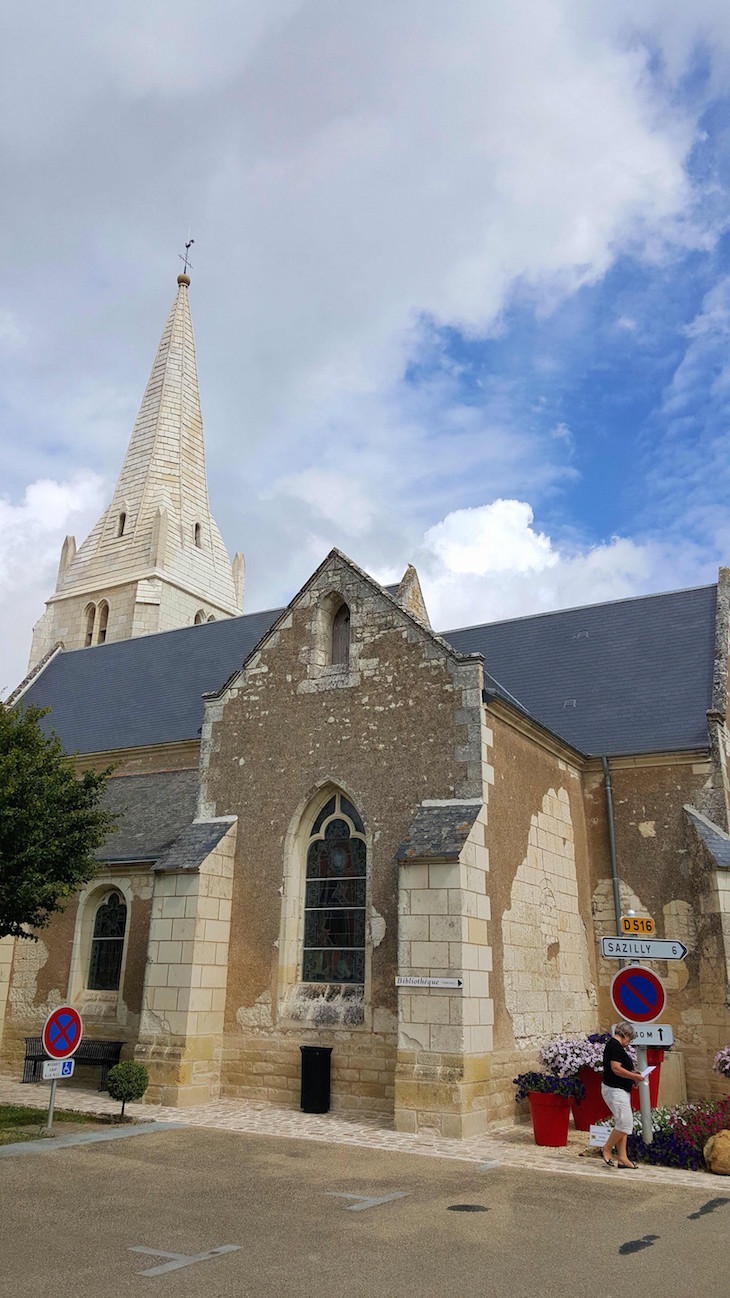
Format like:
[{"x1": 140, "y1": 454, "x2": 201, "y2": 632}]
[{"x1": 106, "y1": 1061, "x2": 149, "y2": 1116}]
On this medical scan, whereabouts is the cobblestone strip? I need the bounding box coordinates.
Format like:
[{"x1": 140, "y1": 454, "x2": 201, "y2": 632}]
[{"x1": 0, "y1": 1076, "x2": 711, "y2": 1189}]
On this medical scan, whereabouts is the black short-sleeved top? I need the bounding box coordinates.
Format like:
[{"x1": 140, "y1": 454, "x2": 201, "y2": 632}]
[{"x1": 602, "y1": 1037, "x2": 634, "y2": 1092}]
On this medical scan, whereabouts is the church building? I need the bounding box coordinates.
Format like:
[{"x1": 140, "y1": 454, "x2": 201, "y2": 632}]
[{"x1": 2, "y1": 274, "x2": 728, "y2": 1137}]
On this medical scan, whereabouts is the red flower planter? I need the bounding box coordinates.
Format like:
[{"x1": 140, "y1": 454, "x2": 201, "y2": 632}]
[
  {"x1": 571, "y1": 1067, "x2": 610, "y2": 1130},
  {"x1": 528, "y1": 1091, "x2": 571, "y2": 1146}
]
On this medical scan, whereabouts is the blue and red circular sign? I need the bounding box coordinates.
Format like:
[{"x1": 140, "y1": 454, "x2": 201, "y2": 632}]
[
  {"x1": 610, "y1": 966, "x2": 666, "y2": 1024},
  {"x1": 42, "y1": 1005, "x2": 83, "y2": 1060}
]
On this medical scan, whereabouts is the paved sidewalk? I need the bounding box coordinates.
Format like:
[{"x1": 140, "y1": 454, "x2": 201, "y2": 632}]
[{"x1": 0, "y1": 1075, "x2": 713, "y2": 1189}]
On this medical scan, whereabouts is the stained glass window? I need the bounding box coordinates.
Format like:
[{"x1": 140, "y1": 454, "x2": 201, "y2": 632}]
[
  {"x1": 88, "y1": 892, "x2": 127, "y2": 991},
  {"x1": 302, "y1": 796, "x2": 366, "y2": 985}
]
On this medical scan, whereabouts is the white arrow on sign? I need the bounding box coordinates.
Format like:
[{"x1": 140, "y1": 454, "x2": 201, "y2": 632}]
[
  {"x1": 395, "y1": 976, "x2": 464, "y2": 988},
  {"x1": 600, "y1": 937, "x2": 688, "y2": 961}
]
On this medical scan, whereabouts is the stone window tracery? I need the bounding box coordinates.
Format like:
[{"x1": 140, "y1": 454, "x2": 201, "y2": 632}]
[
  {"x1": 302, "y1": 794, "x2": 366, "y2": 985},
  {"x1": 87, "y1": 891, "x2": 127, "y2": 991}
]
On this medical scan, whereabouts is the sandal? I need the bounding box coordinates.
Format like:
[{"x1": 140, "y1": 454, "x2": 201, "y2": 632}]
[
  {"x1": 601, "y1": 1154, "x2": 616, "y2": 1168},
  {"x1": 618, "y1": 1161, "x2": 638, "y2": 1169}
]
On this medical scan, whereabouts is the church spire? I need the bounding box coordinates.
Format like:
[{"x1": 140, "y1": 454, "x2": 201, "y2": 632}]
[{"x1": 28, "y1": 272, "x2": 244, "y2": 668}]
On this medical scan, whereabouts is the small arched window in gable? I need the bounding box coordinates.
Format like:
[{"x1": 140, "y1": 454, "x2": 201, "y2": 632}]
[
  {"x1": 194, "y1": 522, "x2": 201, "y2": 549},
  {"x1": 332, "y1": 602, "x2": 350, "y2": 667},
  {"x1": 88, "y1": 891, "x2": 127, "y2": 991},
  {"x1": 194, "y1": 609, "x2": 206, "y2": 625},
  {"x1": 117, "y1": 512, "x2": 126, "y2": 537},
  {"x1": 207, "y1": 614, "x2": 216, "y2": 623},
  {"x1": 84, "y1": 603, "x2": 96, "y2": 647}
]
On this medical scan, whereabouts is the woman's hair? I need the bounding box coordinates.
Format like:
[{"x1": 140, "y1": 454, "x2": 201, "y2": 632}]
[{"x1": 615, "y1": 1021, "x2": 637, "y2": 1040}]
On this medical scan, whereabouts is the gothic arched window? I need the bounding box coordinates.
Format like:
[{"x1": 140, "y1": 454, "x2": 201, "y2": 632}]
[
  {"x1": 88, "y1": 892, "x2": 127, "y2": 991},
  {"x1": 97, "y1": 601, "x2": 109, "y2": 644},
  {"x1": 194, "y1": 522, "x2": 201, "y2": 548},
  {"x1": 84, "y1": 603, "x2": 96, "y2": 647},
  {"x1": 194, "y1": 609, "x2": 206, "y2": 625},
  {"x1": 117, "y1": 512, "x2": 126, "y2": 537},
  {"x1": 331, "y1": 602, "x2": 350, "y2": 667},
  {"x1": 303, "y1": 793, "x2": 366, "y2": 985}
]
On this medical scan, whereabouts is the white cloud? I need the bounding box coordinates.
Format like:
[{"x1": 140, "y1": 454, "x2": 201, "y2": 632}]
[
  {"x1": 406, "y1": 498, "x2": 714, "y2": 631},
  {"x1": 1, "y1": 3, "x2": 729, "y2": 680},
  {"x1": 0, "y1": 474, "x2": 106, "y2": 692}
]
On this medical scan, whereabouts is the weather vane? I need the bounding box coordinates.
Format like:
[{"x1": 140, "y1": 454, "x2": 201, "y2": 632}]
[{"x1": 178, "y1": 234, "x2": 195, "y2": 275}]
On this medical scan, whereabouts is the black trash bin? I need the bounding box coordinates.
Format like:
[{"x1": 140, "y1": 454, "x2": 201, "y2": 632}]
[{"x1": 300, "y1": 1045, "x2": 332, "y2": 1113}]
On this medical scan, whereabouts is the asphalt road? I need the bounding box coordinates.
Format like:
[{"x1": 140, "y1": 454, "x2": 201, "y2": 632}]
[{"x1": 2, "y1": 1128, "x2": 729, "y2": 1298}]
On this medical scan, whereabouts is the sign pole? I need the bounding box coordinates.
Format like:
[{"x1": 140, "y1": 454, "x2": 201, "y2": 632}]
[
  {"x1": 46, "y1": 1078, "x2": 58, "y2": 1132},
  {"x1": 635, "y1": 1044, "x2": 652, "y2": 1145}
]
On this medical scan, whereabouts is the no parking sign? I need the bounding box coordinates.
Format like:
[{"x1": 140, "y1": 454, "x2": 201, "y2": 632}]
[
  {"x1": 610, "y1": 965, "x2": 666, "y2": 1024},
  {"x1": 42, "y1": 1005, "x2": 83, "y2": 1059}
]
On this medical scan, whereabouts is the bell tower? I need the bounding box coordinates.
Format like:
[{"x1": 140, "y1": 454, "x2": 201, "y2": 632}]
[{"x1": 28, "y1": 272, "x2": 245, "y2": 668}]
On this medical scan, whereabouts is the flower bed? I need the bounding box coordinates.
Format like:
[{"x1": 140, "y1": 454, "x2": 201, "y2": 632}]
[{"x1": 627, "y1": 1095, "x2": 730, "y2": 1170}]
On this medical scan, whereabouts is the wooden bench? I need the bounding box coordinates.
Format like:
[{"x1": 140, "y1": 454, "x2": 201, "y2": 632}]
[{"x1": 23, "y1": 1037, "x2": 124, "y2": 1091}]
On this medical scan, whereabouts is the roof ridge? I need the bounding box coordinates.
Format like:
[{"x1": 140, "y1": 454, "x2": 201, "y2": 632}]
[{"x1": 440, "y1": 581, "x2": 717, "y2": 637}]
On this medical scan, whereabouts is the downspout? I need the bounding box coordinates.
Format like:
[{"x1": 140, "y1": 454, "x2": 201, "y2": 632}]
[{"x1": 601, "y1": 757, "x2": 622, "y2": 940}]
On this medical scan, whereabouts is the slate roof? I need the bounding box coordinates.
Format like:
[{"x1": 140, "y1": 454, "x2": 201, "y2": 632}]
[
  {"x1": 685, "y1": 806, "x2": 730, "y2": 870},
  {"x1": 97, "y1": 769, "x2": 199, "y2": 862},
  {"x1": 20, "y1": 582, "x2": 716, "y2": 760},
  {"x1": 397, "y1": 803, "x2": 482, "y2": 862},
  {"x1": 22, "y1": 607, "x2": 281, "y2": 754},
  {"x1": 153, "y1": 818, "x2": 236, "y2": 873},
  {"x1": 444, "y1": 584, "x2": 716, "y2": 757}
]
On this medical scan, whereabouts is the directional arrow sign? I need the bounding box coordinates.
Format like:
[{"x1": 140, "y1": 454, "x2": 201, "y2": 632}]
[
  {"x1": 601, "y1": 937, "x2": 688, "y2": 961},
  {"x1": 395, "y1": 976, "x2": 463, "y2": 989}
]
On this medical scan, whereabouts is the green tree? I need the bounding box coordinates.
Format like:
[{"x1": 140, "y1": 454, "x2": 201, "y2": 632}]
[
  {"x1": 0, "y1": 705, "x2": 117, "y2": 940},
  {"x1": 107, "y1": 1060, "x2": 149, "y2": 1116}
]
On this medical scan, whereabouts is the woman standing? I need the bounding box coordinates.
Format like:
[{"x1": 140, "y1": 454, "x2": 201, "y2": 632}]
[{"x1": 601, "y1": 1022, "x2": 643, "y2": 1169}]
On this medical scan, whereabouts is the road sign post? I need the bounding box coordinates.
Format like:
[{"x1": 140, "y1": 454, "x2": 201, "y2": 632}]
[
  {"x1": 41, "y1": 1006, "x2": 83, "y2": 1132},
  {"x1": 610, "y1": 967, "x2": 667, "y2": 1146}
]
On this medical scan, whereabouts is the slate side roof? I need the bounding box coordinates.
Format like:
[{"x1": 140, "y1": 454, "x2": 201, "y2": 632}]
[
  {"x1": 685, "y1": 806, "x2": 730, "y2": 870},
  {"x1": 20, "y1": 582, "x2": 716, "y2": 759},
  {"x1": 23, "y1": 607, "x2": 281, "y2": 754},
  {"x1": 153, "y1": 818, "x2": 235, "y2": 873},
  {"x1": 444, "y1": 584, "x2": 716, "y2": 757},
  {"x1": 397, "y1": 802, "x2": 481, "y2": 862},
  {"x1": 97, "y1": 769, "x2": 199, "y2": 862}
]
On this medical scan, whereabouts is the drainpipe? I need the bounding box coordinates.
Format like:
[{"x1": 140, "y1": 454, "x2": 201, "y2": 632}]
[
  {"x1": 602, "y1": 756, "x2": 652, "y2": 1143},
  {"x1": 601, "y1": 757, "x2": 622, "y2": 943}
]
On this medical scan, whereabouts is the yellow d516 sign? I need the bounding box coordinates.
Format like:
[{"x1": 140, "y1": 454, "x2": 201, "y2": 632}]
[{"x1": 620, "y1": 914, "x2": 655, "y2": 935}]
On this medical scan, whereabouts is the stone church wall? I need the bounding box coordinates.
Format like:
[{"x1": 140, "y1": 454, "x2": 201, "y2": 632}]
[
  {"x1": 585, "y1": 756, "x2": 729, "y2": 1102},
  {"x1": 481, "y1": 711, "x2": 597, "y2": 1120},
  {"x1": 197, "y1": 558, "x2": 484, "y2": 1114},
  {"x1": 0, "y1": 869, "x2": 152, "y2": 1081}
]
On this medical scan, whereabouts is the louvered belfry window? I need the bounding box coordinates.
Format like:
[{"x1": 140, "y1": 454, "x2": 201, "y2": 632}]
[
  {"x1": 303, "y1": 794, "x2": 366, "y2": 985},
  {"x1": 88, "y1": 892, "x2": 127, "y2": 991}
]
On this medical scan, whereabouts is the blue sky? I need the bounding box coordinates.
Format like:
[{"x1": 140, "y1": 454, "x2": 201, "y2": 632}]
[{"x1": 1, "y1": 3, "x2": 730, "y2": 690}]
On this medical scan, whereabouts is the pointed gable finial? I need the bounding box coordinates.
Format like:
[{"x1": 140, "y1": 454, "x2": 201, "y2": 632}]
[{"x1": 178, "y1": 233, "x2": 194, "y2": 285}]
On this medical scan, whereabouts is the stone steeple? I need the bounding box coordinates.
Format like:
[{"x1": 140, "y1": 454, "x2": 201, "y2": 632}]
[{"x1": 28, "y1": 274, "x2": 244, "y2": 669}]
